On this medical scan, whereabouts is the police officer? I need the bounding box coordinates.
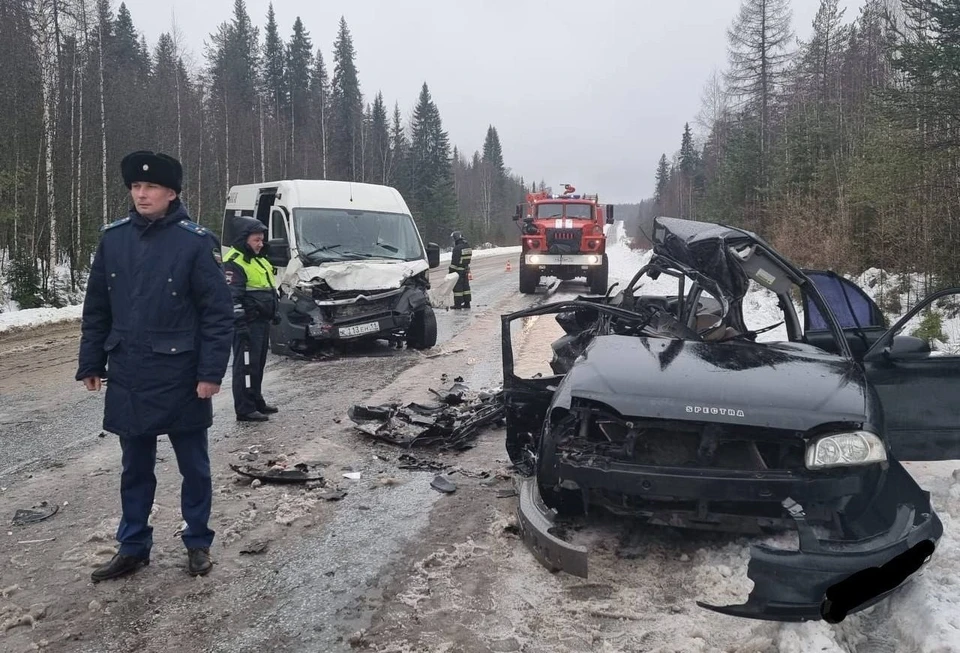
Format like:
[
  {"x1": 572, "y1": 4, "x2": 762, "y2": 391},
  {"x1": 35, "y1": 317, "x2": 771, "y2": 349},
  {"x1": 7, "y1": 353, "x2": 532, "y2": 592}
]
[
  {"x1": 223, "y1": 217, "x2": 280, "y2": 422},
  {"x1": 76, "y1": 150, "x2": 234, "y2": 581},
  {"x1": 449, "y1": 231, "x2": 473, "y2": 309}
]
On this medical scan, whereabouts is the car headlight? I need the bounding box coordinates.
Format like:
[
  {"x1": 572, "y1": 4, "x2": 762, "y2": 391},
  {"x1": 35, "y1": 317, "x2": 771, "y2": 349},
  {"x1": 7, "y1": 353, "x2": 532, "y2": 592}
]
[
  {"x1": 805, "y1": 431, "x2": 887, "y2": 470},
  {"x1": 529, "y1": 255, "x2": 541, "y2": 264},
  {"x1": 587, "y1": 255, "x2": 599, "y2": 264}
]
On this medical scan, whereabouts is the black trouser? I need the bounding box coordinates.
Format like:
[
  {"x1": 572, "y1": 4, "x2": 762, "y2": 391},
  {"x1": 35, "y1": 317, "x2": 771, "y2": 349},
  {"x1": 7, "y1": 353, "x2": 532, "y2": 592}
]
[
  {"x1": 453, "y1": 271, "x2": 472, "y2": 307},
  {"x1": 232, "y1": 319, "x2": 270, "y2": 416}
]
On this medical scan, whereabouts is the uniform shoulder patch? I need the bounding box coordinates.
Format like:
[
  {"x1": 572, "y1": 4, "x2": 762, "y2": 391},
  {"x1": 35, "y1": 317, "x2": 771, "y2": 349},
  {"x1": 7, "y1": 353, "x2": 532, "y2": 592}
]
[
  {"x1": 99, "y1": 217, "x2": 131, "y2": 232},
  {"x1": 176, "y1": 219, "x2": 209, "y2": 236}
]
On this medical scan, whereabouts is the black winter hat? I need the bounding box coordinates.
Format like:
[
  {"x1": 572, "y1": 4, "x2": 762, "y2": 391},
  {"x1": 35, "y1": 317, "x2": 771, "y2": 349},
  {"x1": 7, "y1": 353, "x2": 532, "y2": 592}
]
[
  {"x1": 232, "y1": 216, "x2": 268, "y2": 249},
  {"x1": 121, "y1": 150, "x2": 183, "y2": 194}
]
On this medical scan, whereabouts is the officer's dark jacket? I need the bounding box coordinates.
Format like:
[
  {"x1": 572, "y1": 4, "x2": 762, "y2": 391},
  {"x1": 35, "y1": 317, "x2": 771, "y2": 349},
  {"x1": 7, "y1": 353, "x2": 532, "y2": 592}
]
[
  {"x1": 75, "y1": 201, "x2": 235, "y2": 438},
  {"x1": 223, "y1": 222, "x2": 279, "y2": 325},
  {"x1": 450, "y1": 237, "x2": 472, "y2": 272}
]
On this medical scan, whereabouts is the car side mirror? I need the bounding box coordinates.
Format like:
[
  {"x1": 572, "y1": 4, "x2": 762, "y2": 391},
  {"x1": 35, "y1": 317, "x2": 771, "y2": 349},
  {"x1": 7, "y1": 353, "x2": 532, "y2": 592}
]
[
  {"x1": 266, "y1": 238, "x2": 290, "y2": 267},
  {"x1": 885, "y1": 335, "x2": 931, "y2": 358},
  {"x1": 426, "y1": 242, "x2": 441, "y2": 269},
  {"x1": 513, "y1": 205, "x2": 522, "y2": 222},
  {"x1": 606, "y1": 204, "x2": 615, "y2": 225}
]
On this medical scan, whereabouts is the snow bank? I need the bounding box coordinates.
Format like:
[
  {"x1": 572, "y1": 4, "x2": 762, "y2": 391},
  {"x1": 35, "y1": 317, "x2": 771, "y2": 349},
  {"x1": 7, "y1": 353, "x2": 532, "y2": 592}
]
[{"x1": 0, "y1": 303, "x2": 84, "y2": 335}]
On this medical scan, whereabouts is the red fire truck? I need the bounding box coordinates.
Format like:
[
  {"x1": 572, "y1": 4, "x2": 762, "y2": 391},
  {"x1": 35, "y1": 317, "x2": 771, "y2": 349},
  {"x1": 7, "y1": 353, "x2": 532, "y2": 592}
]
[{"x1": 513, "y1": 184, "x2": 614, "y2": 294}]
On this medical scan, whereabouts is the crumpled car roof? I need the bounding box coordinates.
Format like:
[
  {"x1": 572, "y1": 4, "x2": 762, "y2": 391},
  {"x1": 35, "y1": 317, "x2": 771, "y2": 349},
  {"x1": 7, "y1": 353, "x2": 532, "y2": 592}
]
[{"x1": 653, "y1": 216, "x2": 759, "y2": 300}]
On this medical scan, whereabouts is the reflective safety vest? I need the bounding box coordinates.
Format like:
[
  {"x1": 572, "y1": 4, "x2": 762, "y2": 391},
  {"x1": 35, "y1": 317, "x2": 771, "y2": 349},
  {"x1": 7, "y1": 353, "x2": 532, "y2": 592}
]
[
  {"x1": 224, "y1": 247, "x2": 276, "y2": 289},
  {"x1": 451, "y1": 242, "x2": 473, "y2": 271}
]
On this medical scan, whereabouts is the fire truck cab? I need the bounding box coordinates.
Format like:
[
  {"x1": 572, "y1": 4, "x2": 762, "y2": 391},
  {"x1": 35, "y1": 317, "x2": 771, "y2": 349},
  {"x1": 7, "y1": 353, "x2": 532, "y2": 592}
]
[{"x1": 513, "y1": 184, "x2": 614, "y2": 294}]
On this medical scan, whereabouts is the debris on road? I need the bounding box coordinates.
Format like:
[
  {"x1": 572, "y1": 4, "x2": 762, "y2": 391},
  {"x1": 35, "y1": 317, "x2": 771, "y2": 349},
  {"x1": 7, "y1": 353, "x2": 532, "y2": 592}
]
[
  {"x1": 229, "y1": 460, "x2": 325, "y2": 484},
  {"x1": 318, "y1": 489, "x2": 348, "y2": 501},
  {"x1": 396, "y1": 454, "x2": 447, "y2": 473},
  {"x1": 11, "y1": 502, "x2": 59, "y2": 526},
  {"x1": 342, "y1": 472, "x2": 362, "y2": 480},
  {"x1": 16, "y1": 538, "x2": 56, "y2": 545},
  {"x1": 430, "y1": 476, "x2": 457, "y2": 494},
  {"x1": 348, "y1": 380, "x2": 504, "y2": 451},
  {"x1": 239, "y1": 540, "x2": 269, "y2": 555}
]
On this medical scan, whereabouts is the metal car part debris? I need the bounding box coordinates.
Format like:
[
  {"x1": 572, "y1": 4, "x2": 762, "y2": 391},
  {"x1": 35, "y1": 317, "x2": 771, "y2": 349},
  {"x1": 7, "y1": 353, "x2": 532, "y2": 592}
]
[
  {"x1": 230, "y1": 462, "x2": 325, "y2": 484},
  {"x1": 349, "y1": 380, "x2": 504, "y2": 451},
  {"x1": 12, "y1": 502, "x2": 59, "y2": 526}
]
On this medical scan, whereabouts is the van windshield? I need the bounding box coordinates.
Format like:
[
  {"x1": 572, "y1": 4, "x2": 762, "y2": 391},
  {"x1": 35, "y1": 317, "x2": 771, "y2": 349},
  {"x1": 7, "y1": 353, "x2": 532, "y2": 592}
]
[{"x1": 293, "y1": 208, "x2": 424, "y2": 263}]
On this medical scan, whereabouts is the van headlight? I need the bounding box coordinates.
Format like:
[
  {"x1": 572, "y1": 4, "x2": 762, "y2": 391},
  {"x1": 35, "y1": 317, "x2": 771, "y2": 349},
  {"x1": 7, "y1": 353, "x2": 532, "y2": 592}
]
[{"x1": 805, "y1": 431, "x2": 886, "y2": 470}]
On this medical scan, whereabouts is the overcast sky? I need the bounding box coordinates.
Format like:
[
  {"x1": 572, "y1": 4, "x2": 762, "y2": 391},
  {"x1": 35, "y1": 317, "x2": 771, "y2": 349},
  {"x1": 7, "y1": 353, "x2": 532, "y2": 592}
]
[{"x1": 124, "y1": 0, "x2": 863, "y2": 204}]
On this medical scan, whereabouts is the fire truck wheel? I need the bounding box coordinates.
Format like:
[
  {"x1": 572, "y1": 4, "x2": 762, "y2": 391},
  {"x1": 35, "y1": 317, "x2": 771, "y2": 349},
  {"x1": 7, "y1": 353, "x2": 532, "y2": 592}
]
[
  {"x1": 589, "y1": 254, "x2": 610, "y2": 295},
  {"x1": 519, "y1": 264, "x2": 539, "y2": 294}
]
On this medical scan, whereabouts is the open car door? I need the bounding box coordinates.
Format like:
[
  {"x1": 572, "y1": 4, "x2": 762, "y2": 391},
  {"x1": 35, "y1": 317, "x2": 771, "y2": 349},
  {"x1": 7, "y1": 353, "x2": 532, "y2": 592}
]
[
  {"x1": 801, "y1": 270, "x2": 888, "y2": 359},
  {"x1": 863, "y1": 287, "x2": 960, "y2": 461}
]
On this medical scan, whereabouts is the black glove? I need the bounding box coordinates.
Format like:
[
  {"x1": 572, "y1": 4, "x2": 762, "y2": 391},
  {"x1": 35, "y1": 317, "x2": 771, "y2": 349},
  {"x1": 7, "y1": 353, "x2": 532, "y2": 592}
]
[{"x1": 271, "y1": 313, "x2": 282, "y2": 325}]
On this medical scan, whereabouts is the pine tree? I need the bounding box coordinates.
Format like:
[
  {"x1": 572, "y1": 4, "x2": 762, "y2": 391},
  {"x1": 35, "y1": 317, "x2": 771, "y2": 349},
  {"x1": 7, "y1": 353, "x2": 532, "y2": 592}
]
[
  {"x1": 329, "y1": 17, "x2": 363, "y2": 181},
  {"x1": 388, "y1": 101, "x2": 408, "y2": 194},
  {"x1": 285, "y1": 17, "x2": 312, "y2": 176},
  {"x1": 309, "y1": 48, "x2": 329, "y2": 179},
  {"x1": 654, "y1": 154, "x2": 670, "y2": 211},
  {"x1": 370, "y1": 92, "x2": 389, "y2": 184},
  {"x1": 409, "y1": 82, "x2": 455, "y2": 241}
]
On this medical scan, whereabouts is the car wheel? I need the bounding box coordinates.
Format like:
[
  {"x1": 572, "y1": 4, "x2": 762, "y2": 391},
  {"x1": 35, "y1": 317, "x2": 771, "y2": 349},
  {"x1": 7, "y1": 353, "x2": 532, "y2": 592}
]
[{"x1": 408, "y1": 306, "x2": 438, "y2": 349}]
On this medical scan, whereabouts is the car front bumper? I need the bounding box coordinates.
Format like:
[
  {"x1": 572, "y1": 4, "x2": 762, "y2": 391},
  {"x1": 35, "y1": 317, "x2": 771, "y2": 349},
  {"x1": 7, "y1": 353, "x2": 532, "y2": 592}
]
[{"x1": 516, "y1": 458, "x2": 942, "y2": 622}]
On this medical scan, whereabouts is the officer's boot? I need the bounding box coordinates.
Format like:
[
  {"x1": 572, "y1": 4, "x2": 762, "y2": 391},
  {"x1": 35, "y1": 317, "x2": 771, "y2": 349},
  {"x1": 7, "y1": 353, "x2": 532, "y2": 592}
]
[{"x1": 91, "y1": 552, "x2": 149, "y2": 582}]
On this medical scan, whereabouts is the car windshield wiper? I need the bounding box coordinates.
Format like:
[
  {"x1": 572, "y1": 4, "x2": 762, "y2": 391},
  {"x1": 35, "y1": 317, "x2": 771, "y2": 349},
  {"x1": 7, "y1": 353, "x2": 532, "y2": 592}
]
[
  {"x1": 376, "y1": 242, "x2": 400, "y2": 253},
  {"x1": 300, "y1": 243, "x2": 342, "y2": 259}
]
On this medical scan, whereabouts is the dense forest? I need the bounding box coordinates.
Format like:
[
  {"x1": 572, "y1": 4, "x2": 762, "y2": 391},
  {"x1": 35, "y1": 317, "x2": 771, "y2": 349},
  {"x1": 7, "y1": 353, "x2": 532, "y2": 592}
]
[
  {"x1": 651, "y1": 0, "x2": 960, "y2": 301},
  {"x1": 0, "y1": 0, "x2": 538, "y2": 309}
]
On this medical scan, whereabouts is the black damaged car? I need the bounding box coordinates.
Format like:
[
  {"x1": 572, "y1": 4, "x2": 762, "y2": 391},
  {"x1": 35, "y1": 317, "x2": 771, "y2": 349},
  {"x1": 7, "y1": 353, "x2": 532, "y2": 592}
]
[{"x1": 501, "y1": 216, "x2": 960, "y2": 623}]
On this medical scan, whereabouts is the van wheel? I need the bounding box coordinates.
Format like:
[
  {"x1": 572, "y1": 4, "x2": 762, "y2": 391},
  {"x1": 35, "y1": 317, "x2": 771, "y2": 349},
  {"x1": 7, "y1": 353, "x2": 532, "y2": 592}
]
[{"x1": 408, "y1": 306, "x2": 438, "y2": 349}]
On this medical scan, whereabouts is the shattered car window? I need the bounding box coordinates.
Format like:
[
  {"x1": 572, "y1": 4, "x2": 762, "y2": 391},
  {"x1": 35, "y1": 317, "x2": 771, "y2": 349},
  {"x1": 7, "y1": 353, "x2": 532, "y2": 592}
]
[{"x1": 293, "y1": 208, "x2": 424, "y2": 262}]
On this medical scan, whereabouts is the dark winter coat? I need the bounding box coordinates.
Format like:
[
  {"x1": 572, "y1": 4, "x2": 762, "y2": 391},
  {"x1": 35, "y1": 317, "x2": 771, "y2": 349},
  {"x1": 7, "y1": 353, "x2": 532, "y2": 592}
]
[{"x1": 75, "y1": 201, "x2": 235, "y2": 438}]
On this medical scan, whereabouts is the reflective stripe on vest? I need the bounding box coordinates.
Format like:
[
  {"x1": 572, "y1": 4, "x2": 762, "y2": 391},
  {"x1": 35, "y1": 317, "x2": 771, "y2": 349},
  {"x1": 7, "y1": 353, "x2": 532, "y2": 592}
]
[{"x1": 225, "y1": 247, "x2": 276, "y2": 289}]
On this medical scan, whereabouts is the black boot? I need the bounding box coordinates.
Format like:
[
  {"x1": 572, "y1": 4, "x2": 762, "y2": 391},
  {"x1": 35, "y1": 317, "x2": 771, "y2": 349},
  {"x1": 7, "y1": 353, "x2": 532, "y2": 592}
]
[
  {"x1": 257, "y1": 403, "x2": 279, "y2": 414},
  {"x1": 237, "y1": 411, "x2": 269, "y2": 422},
  {"x1": 91, "y1": 553, "x2": 149, "y2": 583},
  {"x1": 187, "y1": 548, "x2": 213, "y2": 576}
]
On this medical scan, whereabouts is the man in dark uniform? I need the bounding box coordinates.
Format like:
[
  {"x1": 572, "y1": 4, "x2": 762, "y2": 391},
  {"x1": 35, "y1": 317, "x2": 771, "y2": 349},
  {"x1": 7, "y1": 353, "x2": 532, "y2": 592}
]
[
  {"x1": 223, "y1": 216, "x2": 280, "y2": 422},
  {"x1": 76, "y1": 150, "x2": 234, "y2": 581},
  {"x1": 449, "y1": 231, "x2": 473, "y2": 309}
]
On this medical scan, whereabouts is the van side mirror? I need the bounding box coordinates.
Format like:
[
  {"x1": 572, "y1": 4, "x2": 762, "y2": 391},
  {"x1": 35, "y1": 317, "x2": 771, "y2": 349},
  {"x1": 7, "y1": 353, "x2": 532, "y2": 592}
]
[
  {"x1": 606, "y1": 204, "x2": 615, "y2": 225},
  {"x1": 266, "y1": 238, "x2": 290, "y2": 268},
  {"x1": 513, "y1": 205, "x2": 522, "y2": 222},
  {"x1": 427, "y1": 242, "x2": 441, "y2": 269}
]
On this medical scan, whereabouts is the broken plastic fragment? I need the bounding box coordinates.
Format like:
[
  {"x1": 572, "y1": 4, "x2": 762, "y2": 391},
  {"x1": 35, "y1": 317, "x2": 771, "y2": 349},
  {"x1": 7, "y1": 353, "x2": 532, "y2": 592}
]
[
  {"x1": 430, "y1": 476, "x2": 457, "y2": 494},
  {"x1": 230, "y1": 463, "x2": 324, "y2": 484},
  {"x1": 343, "y1": 472, "x2": 362, "y2": 480},
  {"x1": 11, "y1": 503, "x2": 59, "y2": 526}
]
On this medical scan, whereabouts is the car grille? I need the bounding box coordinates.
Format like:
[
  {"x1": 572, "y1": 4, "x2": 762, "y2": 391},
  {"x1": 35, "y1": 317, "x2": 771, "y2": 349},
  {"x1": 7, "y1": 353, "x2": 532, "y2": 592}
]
[
  {"x1": 545, "y1": 228, "x2": 582, "y2": 254},
  {"x1": 561, "y1": 412, "x2": 807, "y2": 472},
  {"x1": 327, "y1": 297, "x2": 396, "y2": 321}
]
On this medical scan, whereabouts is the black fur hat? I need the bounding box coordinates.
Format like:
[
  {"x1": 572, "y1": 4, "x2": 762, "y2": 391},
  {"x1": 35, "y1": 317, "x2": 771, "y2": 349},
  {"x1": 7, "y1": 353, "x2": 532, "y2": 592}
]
[{"x1": 121, "y1": 150, "x2": 182, "y2": 194}]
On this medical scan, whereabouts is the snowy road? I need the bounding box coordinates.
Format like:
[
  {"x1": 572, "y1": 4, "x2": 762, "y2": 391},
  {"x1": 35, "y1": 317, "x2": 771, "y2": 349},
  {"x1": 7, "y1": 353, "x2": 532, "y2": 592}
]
[{"x1": 0, "y1": 228, "x2": 957, "y2": 653}]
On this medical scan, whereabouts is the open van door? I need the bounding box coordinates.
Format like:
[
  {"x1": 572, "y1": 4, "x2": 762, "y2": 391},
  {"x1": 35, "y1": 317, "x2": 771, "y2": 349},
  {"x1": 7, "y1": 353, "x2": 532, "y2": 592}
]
[{"x1": 863, "y1": 287, "x2": 960, "y2": 461}]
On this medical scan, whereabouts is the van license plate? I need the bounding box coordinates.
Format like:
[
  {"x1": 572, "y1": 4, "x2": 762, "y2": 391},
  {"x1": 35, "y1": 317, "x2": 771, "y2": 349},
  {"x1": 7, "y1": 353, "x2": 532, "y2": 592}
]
[{"x1": 339, "y1": 321, "x2": 380, "y2": 338}]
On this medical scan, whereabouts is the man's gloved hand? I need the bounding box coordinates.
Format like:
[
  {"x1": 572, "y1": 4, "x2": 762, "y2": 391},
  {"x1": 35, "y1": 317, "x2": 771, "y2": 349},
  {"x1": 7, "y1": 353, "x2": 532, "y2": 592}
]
[{"x1": 271, "y1": 313, "x2": 282, "y2": 325}]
